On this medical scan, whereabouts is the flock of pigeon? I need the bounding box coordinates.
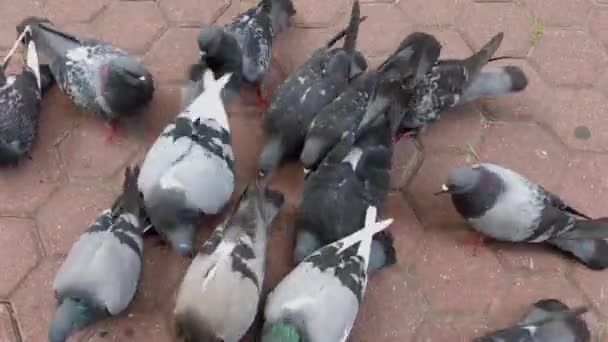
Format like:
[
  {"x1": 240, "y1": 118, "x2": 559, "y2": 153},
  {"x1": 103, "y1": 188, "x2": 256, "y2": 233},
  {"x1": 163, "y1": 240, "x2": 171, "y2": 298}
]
[{"x1": 0, "y1": 0, "x2": 603, "y2": 341}]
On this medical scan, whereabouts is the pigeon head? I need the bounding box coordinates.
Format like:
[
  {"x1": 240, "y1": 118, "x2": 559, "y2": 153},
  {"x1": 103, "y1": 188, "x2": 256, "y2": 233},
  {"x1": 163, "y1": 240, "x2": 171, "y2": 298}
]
[
  {"x1": 257, "y1": 135, "x2": 285, "y2": 179},
  {"x1": 102, "y1": 56, "x2": 154, "y2": 114},
  {"x1": 437, "y1": 165, "x2": 483, "y2": 195},
  {"x1": 146, "y1": 188, "x2": 199, "y2": 257},
  {"x1": 300, "y1": 135, "x2": 330, "y2": 171},
  {"x1": 198, "y1": 26, "x2": 225, "y2": 57},
  {"x1": 262, "y1": 323, "x2": 301, "y2": 342},
  {"x1": 48, "y1": 297, "x2": 100, "y2": 342}
]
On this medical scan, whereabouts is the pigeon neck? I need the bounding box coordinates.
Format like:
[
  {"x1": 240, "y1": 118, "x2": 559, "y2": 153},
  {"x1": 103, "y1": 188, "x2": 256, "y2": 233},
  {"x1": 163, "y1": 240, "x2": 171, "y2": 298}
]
[
  {"x1": 451, "y1": 169, "x2": 503, "y2": 219},
  {"x1": 262, "y1": 322, "x2": 302, "y2": 342},
  {"x1": 48, "y1": 296, "x2": 104, "y2": 342}
]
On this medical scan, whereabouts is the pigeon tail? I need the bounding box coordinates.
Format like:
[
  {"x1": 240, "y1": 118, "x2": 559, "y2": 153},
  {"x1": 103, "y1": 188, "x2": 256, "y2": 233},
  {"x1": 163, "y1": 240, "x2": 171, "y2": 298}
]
[
  {"x1": 0, "y1": 141, "x2": 27, "y2": 166},
  {"x1": 548, "y1": 218, "x2": 608, "y2": 270},
  {"x1": 247, "y1": 180, "x2": 285, "y2": 228},
  {"x1": 23, "y1": 33, "x2": 41, "y2": 89},
  {"x1": 181, "y1": 62, "x2": 207, "y2": 109},
  {"x1": 16, "y1": 16, "x2": 80, "y2": 63},
  {"x1": 262, "y1": 0, "x2": 296, "y2": 35},
  {"x1": 343, "y1": 0, "x2": 361, "y2": 54},
  {"x1": 113, "y1": 166, "x2": 145, "y2": 225},
  {"x1": 461, "y1": 65, "x2": 528, "y2": 103},
  {"x1": 334, "y1": 206, "x2": 394, "y2": 271},
  {"x1": 462, "y1": 32, "x2": 504, "y2": 81},
  {"x1": 39, "y1": 65, "x2": 56, "y2": 96},
  {"x1": 369, "y1": 230, "x2": 397, "y2": 274}
]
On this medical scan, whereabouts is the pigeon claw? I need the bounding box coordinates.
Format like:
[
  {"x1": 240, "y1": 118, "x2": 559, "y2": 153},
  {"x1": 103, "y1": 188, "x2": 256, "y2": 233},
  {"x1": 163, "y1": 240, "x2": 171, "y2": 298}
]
[
  {"x1": 463, "y1": 231, "x2": 487, "y2": 257},
  {"x1": 104, "y1": 120, "x2": 120, "y2": 143},
  {"x1": 255, "y1": 86, "x2": 269, "y2": 108}
]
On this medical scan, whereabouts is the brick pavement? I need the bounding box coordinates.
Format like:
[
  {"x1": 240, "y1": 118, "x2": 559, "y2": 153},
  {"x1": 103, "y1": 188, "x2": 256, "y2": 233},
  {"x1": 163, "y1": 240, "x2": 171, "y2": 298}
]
[{"x1": 1, "y1": 0, "x2": 608, "y2": 341}]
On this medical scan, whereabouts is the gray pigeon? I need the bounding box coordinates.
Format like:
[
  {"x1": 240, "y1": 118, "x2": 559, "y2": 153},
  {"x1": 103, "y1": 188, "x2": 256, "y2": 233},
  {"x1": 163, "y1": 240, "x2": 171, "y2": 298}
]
[
  {"x1": 138, "y1": 68, "x2": 235, "y2": 257},
  {"x1": 395, "y1": 32, "x2": 528, "y2": 140},
  {"x1": 0, "y1": 28, "x2": 54, "y2": 165},
  {"x1": 294, "y1": 109, "x2": 397, "y2": 273},
  {"x1": 196, "y1": 0, "x2": 296, "y2": 107},
  {"x1": 48, "y1": 166, "x2": 145, "y2": 342},
  {"x1": 476, "y1": 299, "x2": 590, "y2": 342},
  {"x1": 300, "y1": 31, "x2": 441, "y2": 172},
  {"x1": 257, "y1": 0, "x2": 368, "y2": 178},
  {"x1": 262, "y1": 206, "x2": 394, "y2": 342},
  {"x1": 16, "y1": 17, "x2": 154, "y2": 141},
  {"x1": 174, "y1": 181, "x2": 284, "y2": 342},
  {"x1": 438, "y1": 163, "x2": 608, "y2": 270}
]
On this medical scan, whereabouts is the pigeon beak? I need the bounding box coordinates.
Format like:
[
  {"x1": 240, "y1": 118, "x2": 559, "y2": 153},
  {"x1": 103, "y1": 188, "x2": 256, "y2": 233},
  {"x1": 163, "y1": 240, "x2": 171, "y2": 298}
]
[
  {"x1": 434, "y1": 184, "x2": 451, "y2": 196},
  {"x1": 199, "y1": 51, "x2": 207, "y2": 58},
  {"x1": 303, "y1": 168, "x2": 312, "y2": 180}
]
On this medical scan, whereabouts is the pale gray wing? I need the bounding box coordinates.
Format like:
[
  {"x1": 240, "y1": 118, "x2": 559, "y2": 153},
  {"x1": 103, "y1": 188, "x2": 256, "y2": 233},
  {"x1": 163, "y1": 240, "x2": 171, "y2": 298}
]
[
  {"x1": 53, "y1": 229, "x2": 143, "y2": 315},
  {"x1": 265, "y1": 262, "x2": 359, "y2": 342}
]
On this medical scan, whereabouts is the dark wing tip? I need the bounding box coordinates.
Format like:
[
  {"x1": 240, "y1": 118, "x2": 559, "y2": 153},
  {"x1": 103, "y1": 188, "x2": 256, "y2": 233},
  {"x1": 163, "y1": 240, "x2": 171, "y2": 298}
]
[
  {"x1": 16, "y1": 16, "x2": 53, "y2": 34},
  {"x1": 503, "y1": 65, "x2": 528, "y2": 92},
  {"x1": 372, "y1": 230, "x2": 397, "y2": 266}
]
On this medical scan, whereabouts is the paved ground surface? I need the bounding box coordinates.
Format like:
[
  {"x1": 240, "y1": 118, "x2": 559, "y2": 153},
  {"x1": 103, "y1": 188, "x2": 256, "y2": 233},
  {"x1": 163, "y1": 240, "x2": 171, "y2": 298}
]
[{"x1": 2, "y1": 0, "x2": 608, "y2": 341}]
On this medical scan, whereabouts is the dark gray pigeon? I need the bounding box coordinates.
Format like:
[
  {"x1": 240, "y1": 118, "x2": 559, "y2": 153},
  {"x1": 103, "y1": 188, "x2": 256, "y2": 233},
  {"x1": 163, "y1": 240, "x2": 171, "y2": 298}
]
[
  {"x1": 257, "y1": 0, "x2": 368, "y2": 178},
  {"x1": 174, "y1": 181, "x2": 284, "y2": 342},
  {"x1": 138, "y1": 68, "x2": 235, "y2": 257},
  {"x1": 294, "y1": 109, "x2": 397, "y2": 273},
  {"x1": 476, "y1": 299, "x2": 590, "y2": 342},
  {"x1": 16, "y1": 17, "x2": 154, "y2": 141},
  {"x1": 358, "y1": 32, "x2": 442, "y2": 135},
  {"x1": 49, "y1": 166, "x2": 145, "y2": 342},
  {"x1": 300, "y1": 31, "x2": 441, "y2": 172},
  {"x1": 0, "y1": 29, "x2": 54, "y2": 165},
  {"x1": 262, "y1": 206, "x2": 394, "y2": 342},
  {"x1": 438, "y1": 163, "x2": 608, "y2": 270},
  {"x1": 395, "y1": 32, "x2": 528, "y2": 140},
  {"x1": 196, "y1": 0, "x2": 296, "y2": 107}
]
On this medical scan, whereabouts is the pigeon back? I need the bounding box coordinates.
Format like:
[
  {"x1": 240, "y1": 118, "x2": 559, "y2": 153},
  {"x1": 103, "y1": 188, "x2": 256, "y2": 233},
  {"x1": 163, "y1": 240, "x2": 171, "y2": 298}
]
[{"x1": 53, "y1": 209, "x2": 143, "y2": 315}]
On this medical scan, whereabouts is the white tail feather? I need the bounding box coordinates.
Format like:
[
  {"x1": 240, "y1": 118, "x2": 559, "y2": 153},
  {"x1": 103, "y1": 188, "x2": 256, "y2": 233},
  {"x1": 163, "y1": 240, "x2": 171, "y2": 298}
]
[
  {"x1": 26, "y1": 40, "x2": 41, "y2": 90},
  {"x1": 336, "y1": 206, "x2": 394, "y2": 256}
]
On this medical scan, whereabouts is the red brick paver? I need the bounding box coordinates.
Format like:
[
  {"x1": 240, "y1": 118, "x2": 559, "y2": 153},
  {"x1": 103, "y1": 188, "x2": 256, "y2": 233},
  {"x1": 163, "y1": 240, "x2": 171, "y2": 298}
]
[{"x1": 2, "y1": 0, "x2": 608, "y2": 341}]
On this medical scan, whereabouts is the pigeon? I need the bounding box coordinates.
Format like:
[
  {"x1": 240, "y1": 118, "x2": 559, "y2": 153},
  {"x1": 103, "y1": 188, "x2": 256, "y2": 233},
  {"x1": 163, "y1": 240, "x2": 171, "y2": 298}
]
[
  {"x1": 357, "y1": 32, "x2": 442, "y2": 135},
  {"x1": 138, "y1": 67, "x2": 235, "y2": 257},
  {"x1": 262, "y1": 206, "x2": 394, "y2": 342},
  {"x1": 294, "y1": 109, "x2": 397, "y2": 273},
  {"x1": 395, "y1": 32, "x2": 528, "y2": 140},
  {"x1": 257, "y1": 0, "x2": 368, "y2": 178},
  {"x1": 174, "y1": 181, "x2": 284, "y2": 342},
  {"x1": 300, "y1": 31, "x2": 441, "y2": 172},
  {"x1": 476, "y1": 299, "x2": 590, "y2": 342},
  {"x1": 437, "y1": 163, "x2": 608, "y2": 270},
  {"x1": 16, "y1": 17, "x2": 154, "y2": 141},
  {"x1": 48, "y1": 166, "x2": 145, "y2": 342},
  {"x1": 0, "y1": 28, "x2": 55, "y2": 165},
  {"x1": 196, "y1": 0, "x2": 296, "y2": 107}
]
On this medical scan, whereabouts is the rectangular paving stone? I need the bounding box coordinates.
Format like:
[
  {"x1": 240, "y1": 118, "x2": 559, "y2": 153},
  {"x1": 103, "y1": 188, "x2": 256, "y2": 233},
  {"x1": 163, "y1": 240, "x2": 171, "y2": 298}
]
[{"x1": 0, "y1": 304, "x2": 18, "y2": 342}]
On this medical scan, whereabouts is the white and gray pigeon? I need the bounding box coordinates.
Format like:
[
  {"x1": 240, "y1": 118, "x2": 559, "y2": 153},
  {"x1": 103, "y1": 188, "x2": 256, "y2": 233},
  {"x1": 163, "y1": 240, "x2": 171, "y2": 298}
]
[
  {"x1": 476, "y1": 299, "x2": 590, "y2": 342},
  {"x1": 300, "y1": 31, "x2": 441, "y2": 173},
  {"x1": 138, "y1": 68, "x2": 235, "y2": 257},
  {"x1": 257, "y1": 0, "x2": 368, "y2": 178},
  {"x1": 394, "y1": 32, "x2": 528, "y2": 140},
  {"x1": 48, "y1": 166, "x2": 145, "y2": 342},
  {"x1": 294, "y1": 110, "x2": 397, "y2": 273},
  {"x1": 174, "y1": 181, "x2": 284, "y2": 342},
  {"x1": 0, "y1": 28, "x2": 54, "y2": 165},
  {"x1": 16, "y1": 17, "x2": 154, "y2": 141},
  {"x1": 438, "y1": 163, "x2": 608, "y2": 270},
  {"x1": 195, "y1": 0, "x2": 296, "y2": 107},
  {"x1": 262, "y1": 206, "x2": 394, "y2": 342}
]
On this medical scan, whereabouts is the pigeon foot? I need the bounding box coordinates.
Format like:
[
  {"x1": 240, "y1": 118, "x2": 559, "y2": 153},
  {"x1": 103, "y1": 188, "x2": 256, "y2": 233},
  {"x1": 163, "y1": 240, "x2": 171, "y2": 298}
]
[
  {"x1": 255, "y1": 86, "x2": 269, "y2": 108},
  {"x1": 463, "y1": 231, "x2": 487, "y2": 256},
  {"x1": 104, "y1": 120, "x2": 120, "y2": 143}
]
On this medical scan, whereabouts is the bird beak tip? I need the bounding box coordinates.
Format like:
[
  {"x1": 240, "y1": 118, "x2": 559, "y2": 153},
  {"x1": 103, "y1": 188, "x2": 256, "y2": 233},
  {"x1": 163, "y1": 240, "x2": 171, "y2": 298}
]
[{"x1": 434, "y1": 184, "x2": 451, "y2": 196}]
